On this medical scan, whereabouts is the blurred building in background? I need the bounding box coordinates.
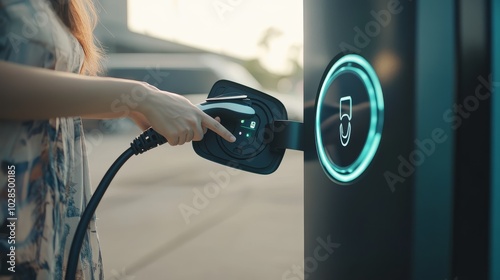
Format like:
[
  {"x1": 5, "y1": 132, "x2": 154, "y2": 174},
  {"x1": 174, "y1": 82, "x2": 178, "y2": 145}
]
[{"x1": 94, "y1": 0, "x2": 303, "y2": 96}]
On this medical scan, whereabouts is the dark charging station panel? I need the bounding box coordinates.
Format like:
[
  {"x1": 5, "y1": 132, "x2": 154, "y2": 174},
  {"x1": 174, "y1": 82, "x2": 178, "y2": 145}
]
[{"x1": 304, "y1": 1, "x2": 416, "y2": 279}]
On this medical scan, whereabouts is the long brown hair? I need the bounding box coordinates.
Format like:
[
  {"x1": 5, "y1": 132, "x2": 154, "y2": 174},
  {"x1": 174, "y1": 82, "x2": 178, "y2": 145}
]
[{"x1": 51, "y1": 0, "x2": 102, "y2": 75}]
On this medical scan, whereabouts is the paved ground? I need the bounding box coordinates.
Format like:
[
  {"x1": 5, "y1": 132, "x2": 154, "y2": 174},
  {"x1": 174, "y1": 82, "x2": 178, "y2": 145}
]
[{"x1": 87, "y1": 126, "x2": 304, "y2": 280}]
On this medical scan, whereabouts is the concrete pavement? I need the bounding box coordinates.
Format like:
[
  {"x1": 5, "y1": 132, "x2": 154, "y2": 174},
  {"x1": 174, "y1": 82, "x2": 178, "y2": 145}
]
[{"x1": 86, "y1": 128, "x2": 304, "y2": 280}]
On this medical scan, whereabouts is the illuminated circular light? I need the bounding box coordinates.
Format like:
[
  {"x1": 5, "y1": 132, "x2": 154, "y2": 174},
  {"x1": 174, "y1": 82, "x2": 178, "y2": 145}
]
[{"x1": 315, "y1": 54, "x2": 384, "y2": 184}]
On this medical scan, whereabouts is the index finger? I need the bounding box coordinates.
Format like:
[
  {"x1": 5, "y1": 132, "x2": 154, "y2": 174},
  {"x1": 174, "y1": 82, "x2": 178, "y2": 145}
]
[{"x1": 201, "y1": 114, "x2": 236, "y2": 142}]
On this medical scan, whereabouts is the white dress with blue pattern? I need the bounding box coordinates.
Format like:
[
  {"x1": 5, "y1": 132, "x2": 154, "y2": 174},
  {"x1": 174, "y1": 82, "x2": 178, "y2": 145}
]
[{"x1": 0, "y1": 0, "x2": 103, "y2": 279}]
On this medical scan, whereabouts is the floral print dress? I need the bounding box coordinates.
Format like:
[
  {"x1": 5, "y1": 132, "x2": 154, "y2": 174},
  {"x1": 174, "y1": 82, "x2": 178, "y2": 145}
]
[{"x1": 0, "y1": 0, "x2": 103, "y2": 279}]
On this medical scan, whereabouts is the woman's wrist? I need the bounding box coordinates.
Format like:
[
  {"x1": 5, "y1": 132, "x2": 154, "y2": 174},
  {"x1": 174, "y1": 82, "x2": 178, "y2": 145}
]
[
  {"x1": 99, "y1": 78, "x2": 152, "y2": 119},
  {"x1": 133, "y1": 82, "x2": 158, "y2": 117}
]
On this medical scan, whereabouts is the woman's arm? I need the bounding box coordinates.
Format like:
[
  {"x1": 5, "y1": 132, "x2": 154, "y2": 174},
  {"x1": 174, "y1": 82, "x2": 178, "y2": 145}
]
[
  {"x1": 83, "y1": 111, "x2": 151, "y2": 132},
  {"x1": 0, "y1": 61, "x2": 235, "y2": 145}
]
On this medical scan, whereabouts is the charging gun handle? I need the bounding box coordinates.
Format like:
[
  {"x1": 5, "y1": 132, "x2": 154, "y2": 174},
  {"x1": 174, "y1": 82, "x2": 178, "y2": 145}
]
[{"x1": 130, "y1": 101, "x2": 255, "y2": 155}]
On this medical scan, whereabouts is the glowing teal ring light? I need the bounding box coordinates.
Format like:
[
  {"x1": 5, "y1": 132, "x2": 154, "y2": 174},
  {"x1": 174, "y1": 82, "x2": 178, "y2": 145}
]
[{"x1": 315, "y1": 54, "x2": 384, "y2": 183}]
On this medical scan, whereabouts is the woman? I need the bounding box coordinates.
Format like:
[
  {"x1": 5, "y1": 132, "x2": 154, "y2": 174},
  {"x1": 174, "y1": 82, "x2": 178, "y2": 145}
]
[{"x1": 0, "y1": 0, "x2": 236, "y2": 278}]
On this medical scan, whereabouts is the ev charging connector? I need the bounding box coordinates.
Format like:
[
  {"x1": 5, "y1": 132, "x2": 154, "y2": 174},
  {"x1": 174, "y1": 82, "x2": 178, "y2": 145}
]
[
  {"x1": 193, "y1": 80, "x2": 303, "y2": 174},
  {"x1": 65, "y1": 80, "x2": 304, "y2": 280}
]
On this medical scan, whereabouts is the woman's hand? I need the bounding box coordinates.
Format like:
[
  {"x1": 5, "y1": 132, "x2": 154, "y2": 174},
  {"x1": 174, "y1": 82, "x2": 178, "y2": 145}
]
[
  {"x1": 129, "y1": 111, "x2": 150, "y2": 131},
  {"x1": 0, "y1": 61, "x2": 236, "y2": 145},
  {"x1": 136, "y1": 84, "x2": 236, "y2": 146}
]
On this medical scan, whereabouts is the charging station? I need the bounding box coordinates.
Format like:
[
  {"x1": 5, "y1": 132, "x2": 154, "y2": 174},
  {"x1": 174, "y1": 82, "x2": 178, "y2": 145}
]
[{"x1": 304, "y1": 0, "x2": 499, "y2": 279}]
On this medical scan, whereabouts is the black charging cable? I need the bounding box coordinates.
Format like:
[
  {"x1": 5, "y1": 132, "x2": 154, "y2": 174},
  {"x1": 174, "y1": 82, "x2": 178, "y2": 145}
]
[
  {"x1": 65, "y1": 96, "x2": 257, "y2": 279},
  {"x1": 65, "y1": 128, "x2": 166, "y2": 280}
]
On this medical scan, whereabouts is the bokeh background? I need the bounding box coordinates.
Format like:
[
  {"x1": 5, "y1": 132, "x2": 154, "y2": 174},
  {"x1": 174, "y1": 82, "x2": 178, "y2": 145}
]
[{"x1": 86, "y1": 1, "x2": 304, "y2": 279}]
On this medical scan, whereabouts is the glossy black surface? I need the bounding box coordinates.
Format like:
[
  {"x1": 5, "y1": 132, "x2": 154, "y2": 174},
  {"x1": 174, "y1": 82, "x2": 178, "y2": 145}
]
[
  {"x1": 193, "y1": 80, "x2": 287, "y2": 174},
  {"x1": 304, "y1": 0, "x2": 416, "y2": 279}
]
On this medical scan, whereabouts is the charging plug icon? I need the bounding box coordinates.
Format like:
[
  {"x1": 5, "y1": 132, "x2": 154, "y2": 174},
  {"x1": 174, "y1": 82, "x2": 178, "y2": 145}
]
[{"x1": 339, "y1": 96, "x2": 352, "y2": 147}]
